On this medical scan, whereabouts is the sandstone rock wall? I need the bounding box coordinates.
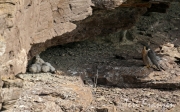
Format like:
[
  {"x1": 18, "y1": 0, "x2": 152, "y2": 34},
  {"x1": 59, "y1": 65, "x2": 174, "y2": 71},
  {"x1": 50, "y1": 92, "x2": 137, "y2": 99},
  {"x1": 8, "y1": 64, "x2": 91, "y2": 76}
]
[
  {"x1": 0, "y1": 0, "x2": 92, "y2": 78},
  {"x1": 0, "y1": 0, "x2": 173, "y2": 78}
]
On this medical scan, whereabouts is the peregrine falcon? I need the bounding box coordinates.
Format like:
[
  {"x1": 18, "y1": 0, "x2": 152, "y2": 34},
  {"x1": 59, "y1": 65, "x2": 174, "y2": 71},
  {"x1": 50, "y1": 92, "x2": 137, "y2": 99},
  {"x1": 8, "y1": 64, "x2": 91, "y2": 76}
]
[{"x1": 142, "y1": 44, "x2": 164, "y2": 71}]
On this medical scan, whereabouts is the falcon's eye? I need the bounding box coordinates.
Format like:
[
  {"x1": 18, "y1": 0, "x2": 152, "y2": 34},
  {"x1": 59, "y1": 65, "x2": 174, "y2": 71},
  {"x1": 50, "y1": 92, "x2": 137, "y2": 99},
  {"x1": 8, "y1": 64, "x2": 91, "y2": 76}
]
[{"x1": 145, "y1": 47, "x2": 149, "y2": 50}]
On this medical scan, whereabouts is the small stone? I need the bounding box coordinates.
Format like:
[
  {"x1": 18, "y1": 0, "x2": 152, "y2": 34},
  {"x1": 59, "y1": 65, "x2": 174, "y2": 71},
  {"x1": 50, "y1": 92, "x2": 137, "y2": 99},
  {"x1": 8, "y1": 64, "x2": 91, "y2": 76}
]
[
  {"x1": 173, "y1": 27, "x2": 178, "y2": 30},
  {"x1": 165, "y1": 43, "x2": 174, "y2": 48},
  {"x1": 157, "y1": 97, "x2": 167, "y2": 103},
  {"x1": 96, "y1": 96, "x2": 106, "y2": 101},
  {"x1": 171, "y1": 70, "x2": 175, "y2": 74},
  {"x1": 175, "y1": 72, "x2": 180, "y2": 76}
]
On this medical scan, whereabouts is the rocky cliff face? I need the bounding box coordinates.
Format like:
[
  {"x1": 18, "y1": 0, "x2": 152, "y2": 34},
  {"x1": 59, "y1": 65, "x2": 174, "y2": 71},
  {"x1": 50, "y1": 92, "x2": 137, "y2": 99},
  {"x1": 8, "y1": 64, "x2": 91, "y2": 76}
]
[
  {"x1": 0, "y1": 0, "x2": 179, "y2": 111},
  {"x1": 0, "y1": 0, "x2": 92, "y2": 78},
  {"x1": 0, "y1": 0, "x2": 172, "y2": 78}
]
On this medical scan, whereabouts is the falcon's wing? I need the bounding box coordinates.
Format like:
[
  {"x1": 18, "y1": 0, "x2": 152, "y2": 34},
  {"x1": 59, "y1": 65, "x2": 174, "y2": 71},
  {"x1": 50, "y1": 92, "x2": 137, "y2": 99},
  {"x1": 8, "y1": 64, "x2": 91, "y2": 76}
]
[{"x1": 147, "y1": 50, "x2": 159, "y2": 66}]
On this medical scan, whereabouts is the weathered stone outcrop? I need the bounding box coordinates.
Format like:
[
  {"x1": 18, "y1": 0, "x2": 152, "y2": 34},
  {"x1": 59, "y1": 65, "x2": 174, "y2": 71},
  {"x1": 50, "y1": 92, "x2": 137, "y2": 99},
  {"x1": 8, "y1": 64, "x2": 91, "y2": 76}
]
[
  {"x1": 0, "y1": 0, "x2": 93, "y2": 78},
  {"x1": 0, "y1": 0, "x2": 173, "y2": 78},
  {"x1": 1, "y1": 73, "x2": 93, "y2": 111},
  {"x1": 0, "y1": 0, "x2": 179, "y2": 111},
  {"x1": 0, "y1": 1, "x2": 177, "y2": 110}
]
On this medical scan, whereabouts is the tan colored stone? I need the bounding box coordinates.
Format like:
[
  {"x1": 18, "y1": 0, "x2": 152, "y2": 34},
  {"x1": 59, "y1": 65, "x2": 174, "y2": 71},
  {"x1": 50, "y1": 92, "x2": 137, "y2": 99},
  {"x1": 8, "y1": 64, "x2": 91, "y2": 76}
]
[
  {"x1": 3, "y1": 73, "x2": 93, "y2": 111},
  {"x1": 2, "y1": 88, "x2": 22, "y2": 102},
  {"x1": 0, "y1": 0, "x2": 93, "y2": 77}
]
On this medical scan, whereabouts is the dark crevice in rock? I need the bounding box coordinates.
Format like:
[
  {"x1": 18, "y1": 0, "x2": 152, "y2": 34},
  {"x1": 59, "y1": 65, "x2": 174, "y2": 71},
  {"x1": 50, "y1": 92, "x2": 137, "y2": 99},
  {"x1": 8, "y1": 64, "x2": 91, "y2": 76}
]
[{"x1": 147, "y1": 2, "x2": 170, "y2": 13}]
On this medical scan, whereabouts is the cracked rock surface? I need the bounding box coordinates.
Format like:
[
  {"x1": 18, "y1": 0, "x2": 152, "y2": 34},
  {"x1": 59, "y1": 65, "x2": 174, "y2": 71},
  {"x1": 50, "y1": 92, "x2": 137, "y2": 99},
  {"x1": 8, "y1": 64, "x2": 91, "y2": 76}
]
[
  {"x1": 1, "y1": 1, "x2": 180, "y2": 112},
  {"x1": 1, "y1": 73, "x2": 92, "y2": 112},
  {"x1": 1, "y1": 73, "x2": 180, "y2": 112}
]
